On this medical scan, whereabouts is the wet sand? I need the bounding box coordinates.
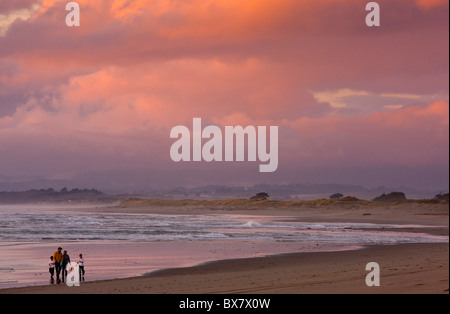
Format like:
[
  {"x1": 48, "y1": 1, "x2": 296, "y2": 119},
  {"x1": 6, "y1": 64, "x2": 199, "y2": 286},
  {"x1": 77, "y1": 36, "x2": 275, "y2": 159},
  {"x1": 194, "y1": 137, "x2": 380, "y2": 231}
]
[
  {"x1": 1, "y1": 243, "x2": 448, "y2": 294},
  {"x1": 0, "y1": 240, "x2": 357, "y2": 289}
]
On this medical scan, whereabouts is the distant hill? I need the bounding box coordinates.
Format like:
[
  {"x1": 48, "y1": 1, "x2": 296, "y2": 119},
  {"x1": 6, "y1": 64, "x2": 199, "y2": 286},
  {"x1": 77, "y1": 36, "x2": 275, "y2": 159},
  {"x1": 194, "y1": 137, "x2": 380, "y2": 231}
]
[
  {"x1": 1, "y1": 184, "x2": 448, "y2": 205},
  {"x1": 0, "y1": 188, "x2": 118, "y2": 204},
  {"x1": 125, "y1": 183, "x2": 445, "y2": 201},
  {"x1": 373, "y1": 192, "x2": 407, "y2": 202}
]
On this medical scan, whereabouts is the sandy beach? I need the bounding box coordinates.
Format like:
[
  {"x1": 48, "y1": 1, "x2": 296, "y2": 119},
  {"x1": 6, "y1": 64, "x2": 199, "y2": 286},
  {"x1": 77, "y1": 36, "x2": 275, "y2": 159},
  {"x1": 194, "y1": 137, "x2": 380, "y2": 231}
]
[
  {"x1": 1, "y1": 243, "x2": 447, "y2": 294},
  {"x1": 0, "y1": 200, "x2": 448, "y2": 294}
]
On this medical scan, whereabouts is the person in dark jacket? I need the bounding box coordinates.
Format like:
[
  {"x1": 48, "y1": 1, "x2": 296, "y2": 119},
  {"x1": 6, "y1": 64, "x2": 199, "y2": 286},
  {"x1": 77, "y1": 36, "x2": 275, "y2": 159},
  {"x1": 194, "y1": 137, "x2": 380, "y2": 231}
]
[{"x1": 61, "y1": 250, "x2": 71, "y2": 283}]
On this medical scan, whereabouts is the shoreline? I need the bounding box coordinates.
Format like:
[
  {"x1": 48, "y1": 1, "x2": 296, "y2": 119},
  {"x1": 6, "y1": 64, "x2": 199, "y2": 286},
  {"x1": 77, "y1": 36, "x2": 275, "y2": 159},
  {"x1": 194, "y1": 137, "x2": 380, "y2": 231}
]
[
  {"x1": 1, "y1": 242, "x2": 448, "y2": 294},
  {"x1": 0, "y1": 239, "x2": 364, "y2": 291}
]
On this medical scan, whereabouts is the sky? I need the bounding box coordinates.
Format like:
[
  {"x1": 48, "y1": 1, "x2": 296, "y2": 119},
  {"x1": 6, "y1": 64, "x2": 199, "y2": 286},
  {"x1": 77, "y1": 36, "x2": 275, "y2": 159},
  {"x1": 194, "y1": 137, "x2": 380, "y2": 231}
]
[{"x1": 0, "y1": 0, "x2": 448, "y2": 193}]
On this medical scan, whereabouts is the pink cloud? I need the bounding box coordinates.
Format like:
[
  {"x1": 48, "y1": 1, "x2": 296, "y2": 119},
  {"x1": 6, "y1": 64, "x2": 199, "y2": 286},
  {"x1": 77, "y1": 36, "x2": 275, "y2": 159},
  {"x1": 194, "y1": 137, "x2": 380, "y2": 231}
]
[
  {"x1": 0, "y1": 0, "x2": 448, "y2": 189},
  {"x1": 285, "y1": 100, "x2": 449, "y2": 168}
]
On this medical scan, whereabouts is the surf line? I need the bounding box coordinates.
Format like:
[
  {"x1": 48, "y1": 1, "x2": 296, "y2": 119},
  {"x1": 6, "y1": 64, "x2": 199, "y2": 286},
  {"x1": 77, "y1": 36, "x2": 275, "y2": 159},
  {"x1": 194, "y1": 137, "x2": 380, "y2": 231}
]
[{"x1": 170, "y1": 118, "x2": 278, "y2": 173}]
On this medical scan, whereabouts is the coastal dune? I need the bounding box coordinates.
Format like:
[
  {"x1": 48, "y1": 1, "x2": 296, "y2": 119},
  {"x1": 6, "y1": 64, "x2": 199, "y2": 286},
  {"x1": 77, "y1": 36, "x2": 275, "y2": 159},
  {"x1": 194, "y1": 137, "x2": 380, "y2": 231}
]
[{"x1": 108, "y1": 198, "x2": 449, "y2": 226}]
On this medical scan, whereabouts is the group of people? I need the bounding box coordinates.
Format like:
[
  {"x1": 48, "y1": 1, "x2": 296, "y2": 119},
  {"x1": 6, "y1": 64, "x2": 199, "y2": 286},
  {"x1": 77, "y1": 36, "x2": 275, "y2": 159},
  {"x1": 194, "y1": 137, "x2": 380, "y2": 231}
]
[{"x1": 48, "y1": 247, "x2": 85, "y2": 284}]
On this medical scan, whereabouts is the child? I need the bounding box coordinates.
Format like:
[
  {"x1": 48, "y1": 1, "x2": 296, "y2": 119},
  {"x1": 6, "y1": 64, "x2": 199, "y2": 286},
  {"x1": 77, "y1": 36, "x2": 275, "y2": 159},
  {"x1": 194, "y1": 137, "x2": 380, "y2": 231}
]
[
  {"x1": 48, "y1": 256, "x2": 55, "y2": 282},
  {"x1": 78, "y1": 254, "x2": 85, "y2": 281}
]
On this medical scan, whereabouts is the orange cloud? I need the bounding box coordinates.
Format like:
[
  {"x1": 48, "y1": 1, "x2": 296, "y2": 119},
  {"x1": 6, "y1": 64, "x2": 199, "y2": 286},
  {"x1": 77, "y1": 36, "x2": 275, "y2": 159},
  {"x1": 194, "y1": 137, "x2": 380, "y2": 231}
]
[{"x1": 416, "y1": 0, "x2": 448, "y2": 9}]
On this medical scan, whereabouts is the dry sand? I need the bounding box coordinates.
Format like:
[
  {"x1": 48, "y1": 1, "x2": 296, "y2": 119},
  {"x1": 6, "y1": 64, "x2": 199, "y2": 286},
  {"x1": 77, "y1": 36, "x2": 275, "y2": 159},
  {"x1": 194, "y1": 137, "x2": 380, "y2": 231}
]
[{"x1": 0, "y1": 200, "x2": 448, "y2": 294}]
